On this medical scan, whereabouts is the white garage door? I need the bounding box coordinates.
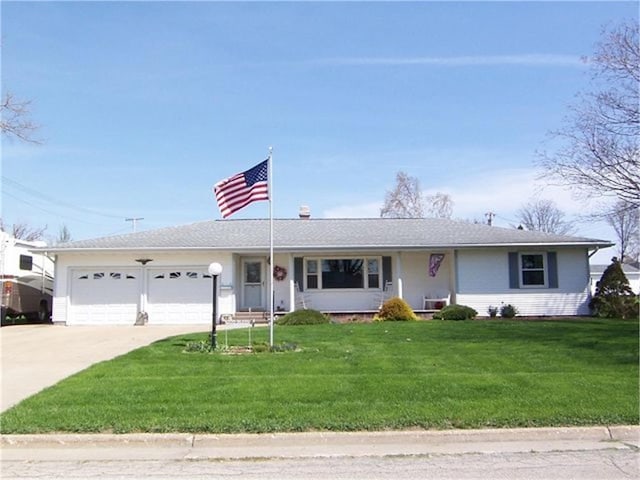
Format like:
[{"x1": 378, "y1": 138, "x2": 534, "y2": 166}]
[
  {"x1": 146, "y1": 268, "x2": 212, "y2": 324},
  {"x1": 70, "y1": 268, "x2": 141, "y2": 325}
]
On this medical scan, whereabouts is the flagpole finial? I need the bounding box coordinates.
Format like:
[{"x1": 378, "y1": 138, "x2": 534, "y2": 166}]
[{"x1": 269, "y1": 146, "x2": 273, "y2": 155}]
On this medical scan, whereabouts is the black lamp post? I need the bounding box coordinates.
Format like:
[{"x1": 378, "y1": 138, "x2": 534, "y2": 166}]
[{"x1": 208, "y1": 262, "x2": 223, "y2": 350}]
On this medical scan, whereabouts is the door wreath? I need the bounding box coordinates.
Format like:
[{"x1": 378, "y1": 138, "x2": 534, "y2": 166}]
[{"x1": 273, "y1": 265, "x2": 287, "y2": 281}]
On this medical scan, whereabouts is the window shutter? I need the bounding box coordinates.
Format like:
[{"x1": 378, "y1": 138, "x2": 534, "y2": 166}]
[
  {"x1": 508, "y1": 252, "x2": 519, "y2": 289},
  {"x1": 547, "y1": 252, "x2": 558, "y2": 289},
  {"x1": 382, "y1": 256, "x2": 392, "y2": 287},
  {"x1": 294, "y1": 257, "x2": 304, "y2": 291}
]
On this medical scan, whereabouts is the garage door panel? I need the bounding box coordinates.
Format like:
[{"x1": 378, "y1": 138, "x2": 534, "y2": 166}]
[
  {"x1": 70, "y1": 268, "x2": 140, "y2": 325},
  {"x1": 147, "y1": 269, "x2": 211, "y2": 324}
]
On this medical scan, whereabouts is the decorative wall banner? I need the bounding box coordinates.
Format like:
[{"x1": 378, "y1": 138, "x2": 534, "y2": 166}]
[{"x1": 429, "y1": 254, "x2": 445, "y2": 277}]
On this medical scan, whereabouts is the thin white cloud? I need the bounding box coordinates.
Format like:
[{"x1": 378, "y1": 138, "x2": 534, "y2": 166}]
[{"x1": 308, "y1": 54, "x2": 585, "y2": 68}]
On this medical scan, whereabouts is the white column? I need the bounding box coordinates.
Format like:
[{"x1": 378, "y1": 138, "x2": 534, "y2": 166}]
[
  {"x1": 288, "y1": 254, "x2": 295, "y2": 312},
  {"x1": 395, "y1": 252, "x2": 404, "y2": 299}
]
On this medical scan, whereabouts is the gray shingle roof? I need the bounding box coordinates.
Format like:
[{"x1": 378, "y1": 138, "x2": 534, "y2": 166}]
[{"x1": 44, "y1": 218, "x2": 613, "y2": 252}]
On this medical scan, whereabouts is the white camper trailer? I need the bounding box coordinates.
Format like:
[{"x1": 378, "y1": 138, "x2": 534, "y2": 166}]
[{"x1": 1, "y1": 232, "x2": 54, "y2": 324}]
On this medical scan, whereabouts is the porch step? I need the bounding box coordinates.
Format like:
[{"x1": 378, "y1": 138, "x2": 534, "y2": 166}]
[{"x1": 227, "y1": 311, "x2": 269, "y2": 324}]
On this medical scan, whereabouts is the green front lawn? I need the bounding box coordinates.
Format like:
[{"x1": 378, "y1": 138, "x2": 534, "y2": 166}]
[{"x1": 1, "y1": 319, "x2": 637, "y2": 433}]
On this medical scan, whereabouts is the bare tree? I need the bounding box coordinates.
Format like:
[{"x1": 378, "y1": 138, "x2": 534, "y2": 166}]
[
  {"x1": 0, "y1": 219, "x2": 47, "y2": 241},
  {"x1": 0, "y1": 92, "x2": 41, "y2": 144},
  {"x1": 538, "y1": 21, "x2": 639, "y2": 208},
  {"x1": 516, "y1": 199, "x2": 575, "y2": 235},
  {"x1": 425, "y1": 192, "x2": 454, "y2": 219},
  {"x1": 380, "y1": 171, "x2": 425, "y2": 218},
  {"x1": 605, "y1": 201, "x2": 639, "y2": 263},
  {"x1": 56, "y1": 224, "x2": 73, "y2": 244}
]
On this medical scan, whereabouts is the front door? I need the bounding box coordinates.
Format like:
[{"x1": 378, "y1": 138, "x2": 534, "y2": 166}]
[{"x1": 242, "y1": 259, "x2": 264, "y2": 310}]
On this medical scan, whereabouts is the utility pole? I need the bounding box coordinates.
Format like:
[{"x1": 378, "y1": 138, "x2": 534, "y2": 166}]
[
  {"x1": 125, "y1": 217, "x2": 144, "y2": 232},
  {"x1": 485, "y1": 212, "x2": 495, "y2": 226}
]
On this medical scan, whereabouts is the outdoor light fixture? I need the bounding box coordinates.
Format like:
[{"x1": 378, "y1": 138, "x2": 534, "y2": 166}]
[
  {"x1": 208, "y1": 262, "x2": 223, "y2": 350},
  {"x1": 135, "y1": 258, "x2": 153, "y2": 265}
]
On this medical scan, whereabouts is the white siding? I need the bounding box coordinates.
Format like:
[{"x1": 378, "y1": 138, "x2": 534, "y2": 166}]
[
  {"x1": 456, "y1": 248, "x2": 592, "y2": 316},
  {"x1": 400, "y1": 251, "x2": 452, "y2": 311}
]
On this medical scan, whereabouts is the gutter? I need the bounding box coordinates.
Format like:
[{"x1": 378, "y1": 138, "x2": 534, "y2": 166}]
[{"x1": 34, "y1": 241, "x2": 615, "y2": 255}]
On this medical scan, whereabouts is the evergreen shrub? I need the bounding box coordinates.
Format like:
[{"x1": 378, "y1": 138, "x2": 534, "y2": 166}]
[
  {"x1": 276, "y1": 309, "x2": 331, "y2": 326},
  {"x1": 590, "y1": 257, "x2": 638, "y2": 319},
  {"x1": 377, "y1": 297, "x2": 418, "y2": 321},
  {"x1": 433, "y1": 304, "x2": 478, "y2": 320}
]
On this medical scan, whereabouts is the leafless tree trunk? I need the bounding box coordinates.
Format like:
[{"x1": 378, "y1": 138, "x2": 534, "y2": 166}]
[
  {"x1": 516, "y1": 199, "x2": 575, "y2": 235},
  {"x1": 380, "y1": 171, "x2": 425, "y2": 218},
  {"x1": 538, "y1": 21, "x2": 639, "y2": 208}
]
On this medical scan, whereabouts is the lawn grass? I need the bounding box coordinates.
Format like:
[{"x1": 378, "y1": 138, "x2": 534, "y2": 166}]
[{"x1": 0, "y1": 319, "x2": 637, "y2": 434}]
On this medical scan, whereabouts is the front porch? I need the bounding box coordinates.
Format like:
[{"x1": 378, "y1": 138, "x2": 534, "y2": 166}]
[{"x1": 225, "y1": 250, "x2": 455, "y2": 319}]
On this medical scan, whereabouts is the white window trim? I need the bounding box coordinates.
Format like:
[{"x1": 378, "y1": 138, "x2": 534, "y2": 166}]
[
  {"x1": 304, "y1": 256, "x2": 382, "y2": 291},
  {"x1": 519, "y1": 252, "x2": 548, "y2": 289}
]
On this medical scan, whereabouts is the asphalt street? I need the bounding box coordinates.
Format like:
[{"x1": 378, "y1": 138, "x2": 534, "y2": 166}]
[{"x1": 2, "y1": 446, "x2": 638, "y2": 479}]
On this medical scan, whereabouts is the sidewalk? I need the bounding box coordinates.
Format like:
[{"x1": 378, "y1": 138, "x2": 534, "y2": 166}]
[{"x1": 2, "y1": 426, "x2": 638, "y2": 462}]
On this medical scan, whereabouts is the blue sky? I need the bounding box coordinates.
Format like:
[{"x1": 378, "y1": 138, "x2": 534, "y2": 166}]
[{"x1": 1, "y1": 1, "x2": 637, "y2": 262}]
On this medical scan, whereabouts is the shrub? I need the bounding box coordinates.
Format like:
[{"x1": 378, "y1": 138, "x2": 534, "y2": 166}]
[
  {"x1": 487, "y1": 306, "x2": 498, "y2": 318},
  {"x1": 276, "y1": 309, "x2": 331, "y2": 326},
  {"x1": 500, "y1": 304, "x2": 518, "y2": 318},
  {"x1": 590, "y1": 257, "x2": 638, "y2": 319},
  {"x1": 432, "y1": 304, "x2": 477, "y2": 321},
  {"x1": 377, "y1": 297, "x2": 418, "y2": 321}
]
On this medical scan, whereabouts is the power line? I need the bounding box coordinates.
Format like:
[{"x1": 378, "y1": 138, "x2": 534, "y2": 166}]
[
  {"x1": 2, "y1": 190, "x2": 102, "y2": 225},
  {"x1": 2, "y1": 176, "x2": 124, "y2": 219}
]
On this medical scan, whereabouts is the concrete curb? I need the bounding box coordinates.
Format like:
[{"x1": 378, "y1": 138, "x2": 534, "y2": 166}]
[{"x1": 1, "y1": 426, "x2": 638, "y2": 461}]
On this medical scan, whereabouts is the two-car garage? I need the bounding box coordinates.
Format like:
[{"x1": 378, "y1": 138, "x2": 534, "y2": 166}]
[{"x1": 69, "y1": 267, "x2": 213, "y2": 325}]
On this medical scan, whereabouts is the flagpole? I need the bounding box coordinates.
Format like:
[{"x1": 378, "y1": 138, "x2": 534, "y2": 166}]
[{"x1": 268, "y1": 146, "x2": 274, "y2": 347}]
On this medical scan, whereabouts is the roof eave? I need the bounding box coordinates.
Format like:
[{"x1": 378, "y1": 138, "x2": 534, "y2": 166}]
[{"x1": 38, "y1": 240, "x2": 614, "y2": 254}]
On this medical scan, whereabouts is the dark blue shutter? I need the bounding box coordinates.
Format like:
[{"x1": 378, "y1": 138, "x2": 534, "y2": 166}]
[
  {"x1": 382, "y1": 256, "x2": 392, "y2": 287},
  {"x1": 508, "y1": 252, "x2": 519, "y2": 289},
  {"x1": 294, "y1": 257, "x2": 304, "y2": 291},
  {"x1": 547, "y1": 252, "x2": 558, "y2": 288}
]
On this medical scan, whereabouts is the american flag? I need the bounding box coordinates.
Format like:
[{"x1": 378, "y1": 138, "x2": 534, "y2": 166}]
[{"x1": 214, "y1": 159, "x2": 269, "y2": 218}]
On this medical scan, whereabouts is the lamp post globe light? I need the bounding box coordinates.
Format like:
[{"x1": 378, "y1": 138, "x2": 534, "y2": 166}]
[{"x1": 208, "y1": 262, "x2": 223, "y2": 350}]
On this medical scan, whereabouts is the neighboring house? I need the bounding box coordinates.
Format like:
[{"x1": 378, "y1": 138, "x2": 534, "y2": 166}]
[
  {"x1": 590, "y1": 263, "x2": 640, "y2": 295},
  {"x1": 1, "y1": 232, "x2": 55, "y2": 323},
  {"x1": 40, "y1": 218, "x2": 612, "y2": 325}
]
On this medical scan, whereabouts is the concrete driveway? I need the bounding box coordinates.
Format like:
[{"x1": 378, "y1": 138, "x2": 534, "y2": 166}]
[{"x1": 0, "y1": 324, "x2": 209, "y2": 412}]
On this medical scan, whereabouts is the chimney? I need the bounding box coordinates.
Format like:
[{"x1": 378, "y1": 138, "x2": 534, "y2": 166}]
[{"x1": 299, "y1": 205, "x2": 311, "y2": 219}]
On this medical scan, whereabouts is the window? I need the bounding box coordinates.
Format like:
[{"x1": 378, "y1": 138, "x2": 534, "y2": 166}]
[
  {"x1": 306, "y1": 259, "x2": 318, "y2": 289},
  {"x1": 305, "y1": 257, "x2": 381, "y2": 290},
  {"x1": 186, "y1": 272, "x2": 198, "y2": 279},
  {"x1": 110, "y1": 272, "x2": 122, "y2": 280},
  {"x1": 323, "y1": 259, "x2": 364, "y2": 289},
  {"x1": 520, "y1": 254, "x2": 546, "y2": 287},
  {"x1": 93, "y1": 272, "x2": 104, "y2": 280},
  {"x1": 19, "y1": 255, "x2": 33, "y2": 271},
  {"x1": 367, "y1": 259, "x2": 380, "y2": 289},
  {"x1": 169, "y1": 272, "x2": 181, "y2": 279}
]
